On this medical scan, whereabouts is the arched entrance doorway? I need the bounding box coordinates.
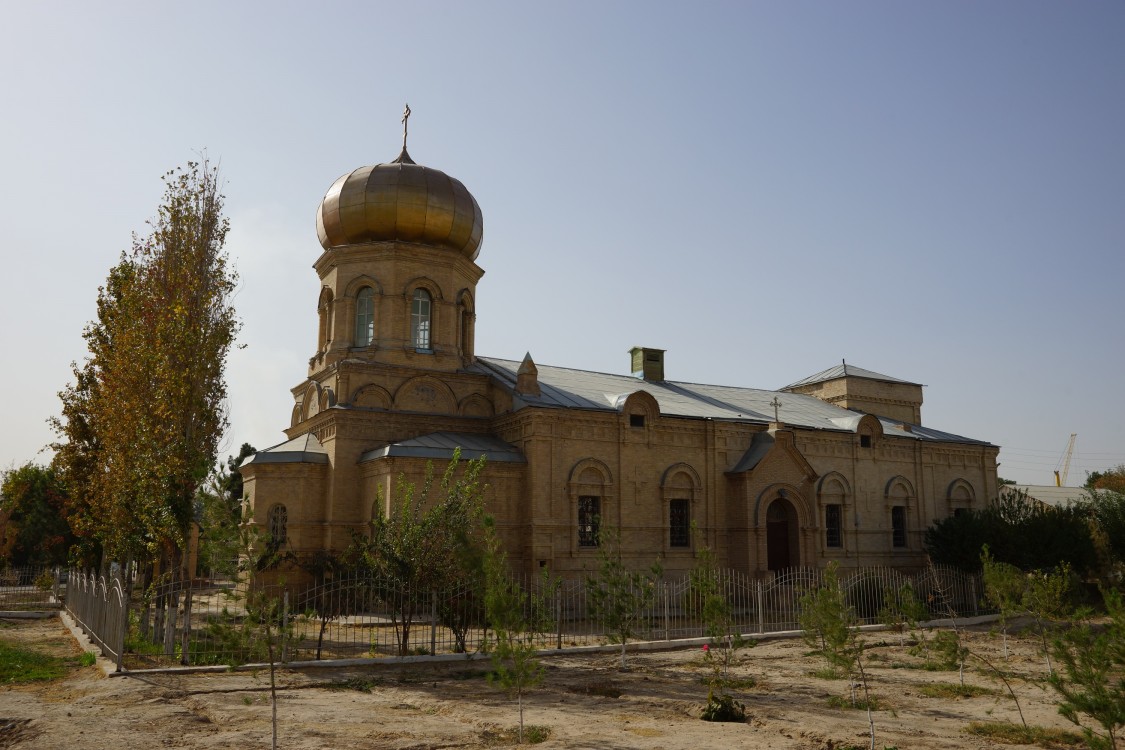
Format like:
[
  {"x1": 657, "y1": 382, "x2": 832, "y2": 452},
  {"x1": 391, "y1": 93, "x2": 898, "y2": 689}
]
[{"x1": 766, "y1": 497, "x2": 799, "y2": 571}]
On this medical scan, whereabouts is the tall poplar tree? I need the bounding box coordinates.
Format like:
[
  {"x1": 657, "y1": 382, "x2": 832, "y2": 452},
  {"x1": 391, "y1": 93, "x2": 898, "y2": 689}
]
[{"x1": 53, "y1": 160, "x2": 239, "y2": 573}]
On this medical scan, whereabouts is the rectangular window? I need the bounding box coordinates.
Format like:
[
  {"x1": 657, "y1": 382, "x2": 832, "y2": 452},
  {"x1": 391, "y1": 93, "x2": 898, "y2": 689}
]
[
  {"x1": 629, "y1": 414, "x2": 645, "y2": 428},
  {"x1": 578, "y1": 496, "x2": 600, "y2": 547},
  {"x1": 892, "y1": 505, "x2": 907, "y2": 548},
  {"x1": 825, "y1": 504, "x2": 842, "y2": 548},
  {"x1": 860, "y1": 434, "x2": 872, "y2": 448},
  {"x1": 669, "y1": 499, "x2": 690, "y2": 548}
]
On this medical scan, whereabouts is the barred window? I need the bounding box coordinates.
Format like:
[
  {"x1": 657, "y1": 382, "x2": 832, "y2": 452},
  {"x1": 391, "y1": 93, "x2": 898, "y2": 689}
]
[
  {"x1": 268, "y1": 504, "x2": 288, "y2": 546},
  {"x1": 355, "y1": 286, "x2": 375, "y2": 346},
  {"x1": 825, "y1": 504, "x2": 842, "y2": 548},
  {"x1": 670, "y1": 499, "x2": 690, "y2": 548},
  {"x1": 891, "y1": 505, "x2": 906, "y2": 548},
  {"x1": 412, "y1": 288, "x2": 432, "y2": 350},
  {"x1": 578, "y1": 496, "x2": 600, "y2": 547}
]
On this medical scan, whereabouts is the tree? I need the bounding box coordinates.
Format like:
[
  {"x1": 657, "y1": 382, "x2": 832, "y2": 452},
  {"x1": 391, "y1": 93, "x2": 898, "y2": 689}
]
[
  {"x1": 223, "y1": 443, "x2": 257, "y2": 519},
  {"x1": 925, "y1": 490, "x2": 1097, "y2": 576},
  {"x1": 689, "y1": 530, "x2": 751, "y2": 722},
  {"x1": 50, "y1": 259, "x2": 138, "y2": 568},
  {"x1": 585, "y1": 524, "x2": 662, "y2": 671},
  {"x1": 482, "y1": 515, "x2": 552, "y2": 743},
  {"x1": 798, "y1": 562, "x2": 856, "y2": 679},
  {"x1": 1085, "y1": 465, "x2": 1125, "y2": 495},
  {"x1": 1082, "y1": 489, "x2": 1125, "y2": 572},
  {"x1": 355, "y1": 450, "x2": 487, "y2": 655},
  {"x1": 52, "y1": 160, "x2": 239, "y2": 577},
  {"x1": 981, "y1": 545, "x2": 1025, "y2": 658},
  {"x1": 0, "y1": 462, "x2": 75, "y2": 568},
  {"x1": 1022, "y1": 562, "x2": 1073, "y2": 677},
  {"x1": 1051, "y1": 589, "x2": 1125, "y2": 750}
]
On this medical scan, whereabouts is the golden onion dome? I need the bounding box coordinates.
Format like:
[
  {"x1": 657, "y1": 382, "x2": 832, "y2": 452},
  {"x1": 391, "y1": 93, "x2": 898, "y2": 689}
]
[{"x1": 316, "y1": 148, "x2": 483, "y2": 260}]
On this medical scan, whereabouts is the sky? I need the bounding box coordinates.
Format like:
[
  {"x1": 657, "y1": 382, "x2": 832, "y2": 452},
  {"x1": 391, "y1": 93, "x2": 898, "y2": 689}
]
[{"x1": 1, "y1": 1, "x2": 1122, "y2": 488}]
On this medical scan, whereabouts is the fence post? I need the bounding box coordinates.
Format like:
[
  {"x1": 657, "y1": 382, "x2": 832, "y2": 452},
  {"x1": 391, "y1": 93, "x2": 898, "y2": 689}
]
[
  {"x1": 663, "y1": 581, "x2": 670, "y2": 641},
  {"x1": 756, "y1": 579, "x2": 765, "y2": 634},
  {"x1": 430, "y1": 590, "x2": 438, "y2": 655},
  {"x1": 282, "y1": 591, "x2": 290, "y2": 664},
  {"x1": 180, "y1": 590, "x2": 193, "y2": 666},
  {"x1": 555, "y1": 586, "x2": 562, "y2": 650},
  {"x1": 970, "y1": 578, "x2": 979, "y2": 617}
]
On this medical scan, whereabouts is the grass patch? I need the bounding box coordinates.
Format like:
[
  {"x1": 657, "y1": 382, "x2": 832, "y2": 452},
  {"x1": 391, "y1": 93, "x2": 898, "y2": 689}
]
[
  {"x1": 0, "y1": 640, "x2": 68, "y2": 683},
  {"x1": 919, "y1": 682, "x2": 997, "y2": 698},
  {"x1": 966, "y1": 721, "x2": 1085, "y2": 747},
  {"x1": 78, "y1": 652, "x2": 97, "y2": 667},
  {"x1": 827, "y1": 694, "x2": 881, "y2": 711},
  {"x1": 919, "y1": 660, "x2": 957, "y2": 672},
  {"x1": 567, "y1": 679, "x2": 623, "y2": 698},
  {"x1": 699, "y1": 676, "x2": 756, "y2": 690},
  {"x1": 480, "y1": 724, "x2": 552, "y2": 745}
]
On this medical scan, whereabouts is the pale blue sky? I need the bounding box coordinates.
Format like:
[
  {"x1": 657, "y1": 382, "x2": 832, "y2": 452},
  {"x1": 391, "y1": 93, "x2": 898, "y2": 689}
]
[{"x1": 1, "y1": 1, "x2": 1121, "y2": 486}]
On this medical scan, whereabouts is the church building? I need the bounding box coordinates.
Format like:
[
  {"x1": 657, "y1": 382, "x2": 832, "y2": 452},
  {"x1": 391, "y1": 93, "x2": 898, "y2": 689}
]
[{"x1": 241, "y1": 133, "x2": 999, "y2": 579}]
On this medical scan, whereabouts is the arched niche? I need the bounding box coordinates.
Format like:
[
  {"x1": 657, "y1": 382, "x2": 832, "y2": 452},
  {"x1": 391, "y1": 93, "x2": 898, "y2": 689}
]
[
  {"x1": 457, "y1": 393, "x2": 494, "y2": 417},
  {"x1": 393, "y1": 375, "x2": 457, "y2": 414},
  {"x1": 352, "y1": 384, "x2": 392, "y2": 410}
]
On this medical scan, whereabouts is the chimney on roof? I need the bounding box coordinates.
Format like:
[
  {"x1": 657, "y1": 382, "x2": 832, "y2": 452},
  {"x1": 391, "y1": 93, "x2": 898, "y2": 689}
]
[
  {"x1": 630, "y1": 346, "x2": 665, "y2": 382},
  {"x1": 515, "y1": 352, "x2": 541, "y2": 396}
]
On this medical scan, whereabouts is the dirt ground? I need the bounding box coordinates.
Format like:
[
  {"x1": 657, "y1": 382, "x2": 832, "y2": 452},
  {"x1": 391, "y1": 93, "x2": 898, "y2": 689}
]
[{"x1": 0, "y1": 614, "x2": 1088, "y2": 750}]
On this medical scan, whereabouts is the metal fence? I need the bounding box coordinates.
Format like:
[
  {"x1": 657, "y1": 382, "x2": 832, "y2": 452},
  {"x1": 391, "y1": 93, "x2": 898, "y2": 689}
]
[
  {"x1": 64, "y1": 564, "x2": 988, "y2": 670},
  {"x1": 65, "y1": 571, "x2": 129, "y2": 669},
  {"x1": 0, "y1": 566, "x2": 64, "y2": 610}
]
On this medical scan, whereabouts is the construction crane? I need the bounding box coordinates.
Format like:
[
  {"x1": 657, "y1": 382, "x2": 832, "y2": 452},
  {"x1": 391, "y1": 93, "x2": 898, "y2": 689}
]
[{"x1": 1054, "y1": 433, "x2": 1077, "y2": 487}]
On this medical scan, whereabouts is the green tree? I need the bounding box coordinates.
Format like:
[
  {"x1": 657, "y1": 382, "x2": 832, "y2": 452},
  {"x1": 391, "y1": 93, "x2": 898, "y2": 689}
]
[
  {"x1": 798, "y1": 562, "x2": 856, "y2": 678},
  {"x1": 688, "y1": 527, "x2": 752, "y2": 691},
  {"x1": 355, "y1": 450, "x2": 487, "y2": 655},
  {"x1": 878, "y1": 581, "x2": 929, "y2": 649},
  {"x1": 1083, "y1": 489, "x2": 1125, "y2": 571},
  {"x1": 223, "y1": 443, "x2": 257, "y2": 520},
  {"x1": 1023, "y1": 562, "x2": 1073, "y2": 677},
  {"x1": 981, "y1": 545, "x2": 1025, "y2": 658},
  {"x1": 1050, "y1": 589, "x2": 1125, "y2": 750},
  {"x1": 585, "y1": 524, "x2": 662, "y2": 671},
  {"x1": 482, "y1": 515, "x2": 552, "y2": 743},
  {"x1": 0, "y1": 462, "x2": 75, "y2": 567},
  {"x1": 52, "y1": 160, "x2": 239, "y2": 578},
  {"x1": 925, "y1": 490, "x2": 1097, "y2": 576}
]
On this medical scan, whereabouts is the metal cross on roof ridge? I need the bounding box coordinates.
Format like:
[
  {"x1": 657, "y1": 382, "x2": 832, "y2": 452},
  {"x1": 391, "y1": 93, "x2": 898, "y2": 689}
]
[{"x1": 770, "y1": 396, "x2": 782, "y2": 422}]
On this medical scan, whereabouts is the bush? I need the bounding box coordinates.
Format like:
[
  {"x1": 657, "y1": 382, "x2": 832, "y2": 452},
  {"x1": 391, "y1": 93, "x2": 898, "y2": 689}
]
[
  {"x1": 925, "y1": 491, "x2": 1097, "y2": 576},
  {"x1": 701, "y1": 692, "x2": 746, "y2": 722}
]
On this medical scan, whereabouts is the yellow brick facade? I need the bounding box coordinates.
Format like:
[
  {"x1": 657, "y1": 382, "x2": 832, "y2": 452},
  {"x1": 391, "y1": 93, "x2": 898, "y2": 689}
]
[{"x1": 241, "y1": 150, "x2": 1000, "y2": 580}]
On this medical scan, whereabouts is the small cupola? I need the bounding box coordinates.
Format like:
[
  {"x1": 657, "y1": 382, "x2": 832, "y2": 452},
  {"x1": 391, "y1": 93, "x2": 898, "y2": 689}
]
[
  {"x1": 630, "y1": 346, "x2": 665, "y2": 382},
  {"x1": 515, "y1": 352, "x2": 541, "y2": 396}
]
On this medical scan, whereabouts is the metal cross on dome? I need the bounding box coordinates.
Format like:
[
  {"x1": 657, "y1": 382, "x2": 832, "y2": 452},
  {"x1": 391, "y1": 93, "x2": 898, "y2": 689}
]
[
  {"x1": 401, "y1": 103, "x2": 412, "y2": 150},
  {"x1": 770, "y1": 396, "x2": 782, "y2": 422}
]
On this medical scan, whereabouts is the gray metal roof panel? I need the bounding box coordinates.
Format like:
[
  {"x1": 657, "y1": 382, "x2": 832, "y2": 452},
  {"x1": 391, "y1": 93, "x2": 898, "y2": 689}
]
[
  {"x1": 360, "y1": 431, "x2": 526, "y2": 464},
  {"x1": 242, "y1": 433, "x2": 329, "y2": 466},
  {"x1": 472, "y1": 357, "x2": 990, "y2": 446},
  {"x1": 1003, "y1": 484, "x2": 1088, "y2": 508},
  {"x1": 783, "y1": 363, "x2": 921, "y2": 390}
]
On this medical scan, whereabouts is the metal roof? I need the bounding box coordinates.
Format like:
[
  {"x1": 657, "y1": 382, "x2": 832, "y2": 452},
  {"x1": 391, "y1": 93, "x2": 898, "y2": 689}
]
[
  {"x1": 472, "y1": 357, "x2": 989, "y2": 446},
  {"x1": 783, "y1": 363, "x2": 921, "y2": 390},
  {"x1": 360, "y1": 431, "x2": 526, "y2": 464},
  {"x1": 242, "y1": 433, "x2": 329, "y2": 466},
  {"x1": 1002, "y1": 484, "x2": 1088, "y2": 509}
]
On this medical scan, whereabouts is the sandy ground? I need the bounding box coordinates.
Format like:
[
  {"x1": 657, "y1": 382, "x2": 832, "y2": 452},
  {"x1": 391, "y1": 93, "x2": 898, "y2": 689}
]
[{"x1": 0, "y1": 614, "x2": 1086, "y2": 750}]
